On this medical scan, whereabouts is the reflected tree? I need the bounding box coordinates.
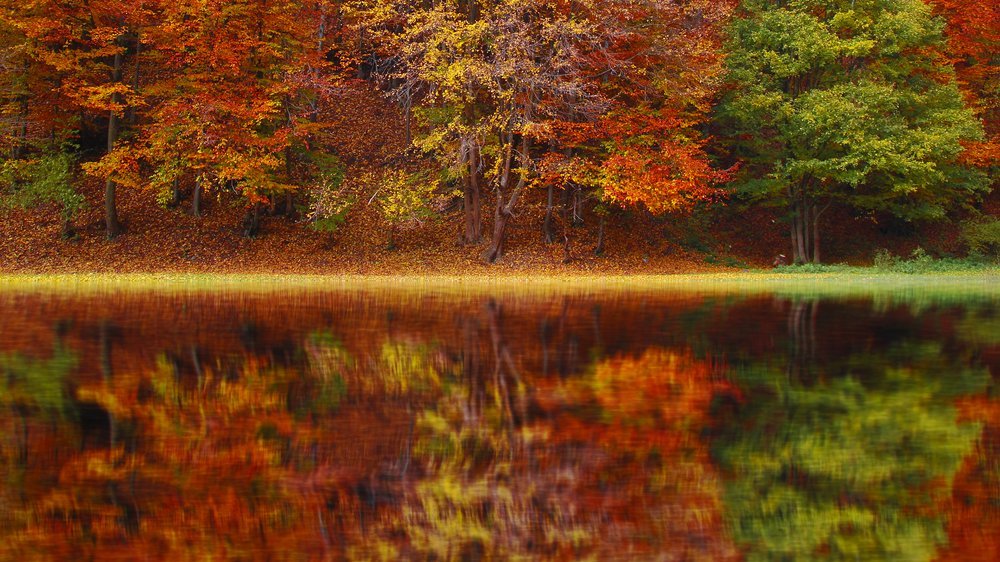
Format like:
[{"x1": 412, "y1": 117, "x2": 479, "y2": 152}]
[{"x1": 713, "y1": 341, "x2": 988, "y2": 561}]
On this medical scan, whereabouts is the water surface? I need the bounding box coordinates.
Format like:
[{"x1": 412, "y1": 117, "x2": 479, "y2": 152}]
[{"x1": 0, "y1": 288, "x2": 996, "y2": 560}]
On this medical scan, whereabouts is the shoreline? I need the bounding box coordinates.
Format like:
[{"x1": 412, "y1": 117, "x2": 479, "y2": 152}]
[{"x1": 1, "y1": 271, "x2": 997, "y2": 299}]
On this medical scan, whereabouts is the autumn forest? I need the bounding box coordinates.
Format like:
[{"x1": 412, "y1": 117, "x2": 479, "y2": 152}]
[
  {"x1": 0, "y1": 0, "x2": 996, "y2": 271},
  {"x1": 2, "y1": 1, "x2": 999, "y2": 559}
]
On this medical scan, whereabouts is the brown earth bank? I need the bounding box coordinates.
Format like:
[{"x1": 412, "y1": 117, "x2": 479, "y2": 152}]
[{"x1": 0, "y1": 84, "x2": 986, "y2": 275}]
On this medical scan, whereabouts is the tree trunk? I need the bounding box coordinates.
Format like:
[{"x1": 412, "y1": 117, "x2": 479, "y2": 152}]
[
  {"x1": 812, "y1": 201, "x2": 832, "y2": 264},
  {"x1": 462, "y1": 141, "x2": 482, "y2": 244},
  {"x1": 387, "y1": 224, "x2": 397, "y2": 251},
  {"x1": 12, "y1": 71, "x2": 28, "y2": 160},
  {"x1": 191, "y1": 177, "x2": 202, "y2": 217},
  {"x1": 168, "y1": 178, "x2": 182, "y2": 208},
  {"x1": 562, "y1": 187, "x2": 572, "y2": 263},
  {"x1": 572, "y1": 187, "x2": 583, "y2": 226},
  {"x1": 594, "y1": 214, "x2": 606, "y2": 256},
  {"x1": 243, "y1": 202, "x2": 262, "y2": 237},
  {"x1": 788, "y1": 184, "x2": 800, "y2": 264},
  {"x1": 792, "y1": 194, "x2": 809, "y2": 264},
  {"x1": 800, "y1": 199, "x2": 808, "y2": 263},
  {"x1": 104, "y1": 42, "x2": 124, "y2": 240},
  {"x1": 542, "y1": 183, "x2": 555, "y2": 243},
  {"x1": 812, "y1": 204, "x2": 821, "y2": 264},
  {"x1": 62, "y1": 219, "x2": 76, "y2": 240},
  {"x1": 483, "y1": 135, "x2": 530, "y2": 264}
]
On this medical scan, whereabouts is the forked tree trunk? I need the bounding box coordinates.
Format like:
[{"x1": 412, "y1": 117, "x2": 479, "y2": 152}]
[{"x1": 483, "y1": 135, "x2": 530, "y2": 264}]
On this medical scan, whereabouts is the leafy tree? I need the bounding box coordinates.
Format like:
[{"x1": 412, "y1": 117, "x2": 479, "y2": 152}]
[
  {"x1": 372, "y1": 169, "x2": 439, "y2": 250},
  {"x1": 4, "y1": 0, "x2": 156, "y2": 239},
  {"x1": 718, "y1": 0, "x2": 988, "y2": 263},
  {"x1": 359, "y1": 0, "x2": 734, "y2": 263},
  {"x1": 0, "y1": 150, "x2": 83, "y2": 237},
  {"x1": 111, "y1": 0, "x2": 345, "y2": 233},
  {"x1": 307, "y1": 152, "x2": 353, "y2": 235},
  {"x1": 927, "y1": 0, "x2": 999, "y2": 169}
]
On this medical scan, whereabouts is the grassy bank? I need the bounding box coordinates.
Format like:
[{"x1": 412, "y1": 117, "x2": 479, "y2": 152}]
[{"x1": 1, "y1": 271, "x2": 997, "y2": 303}]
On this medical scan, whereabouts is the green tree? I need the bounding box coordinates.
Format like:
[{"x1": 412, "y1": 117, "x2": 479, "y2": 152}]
[
  {"x1": 0, "y1": 150, "x2": 83, "y2": 238},
  {"x1": 718, "y1": 0, "x2": 988, "y2": 264}
]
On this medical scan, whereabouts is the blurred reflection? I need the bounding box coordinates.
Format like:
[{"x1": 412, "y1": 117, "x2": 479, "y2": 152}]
[{"x1": 0, "y1": 292, "x2": 995, "y2": 560}]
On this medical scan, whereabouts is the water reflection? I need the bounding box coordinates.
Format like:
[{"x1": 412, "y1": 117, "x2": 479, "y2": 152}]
[{"x1": 0, "y1": 291, "x2": 996, "y2": 560}]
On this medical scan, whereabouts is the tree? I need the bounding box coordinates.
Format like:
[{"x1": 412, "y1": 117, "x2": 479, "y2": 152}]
[
  {"x1": 0, "y1": 150, "x2": 83, "y2": 237},
  {"x1": 0, "y1": 1, "x2": 102, "y2": 237},
  {"x1": 718, "y1": 0, "x2": 988, "y2": 264},
  {"x1": 927, "y1": 0, "x2": 999, "y2": 169},
  {"x1": 6, "y1": 0, "x2": 155, "y2": 239},
  {"x1": 111, "y1": 0, "x2": 343, "y2": 234},
  {"x1": 359, "y1": 0, "x2": 733, "y2": 263},
  {"x1": 356, "y1": 1, "x2": 490, "y2": 245}
]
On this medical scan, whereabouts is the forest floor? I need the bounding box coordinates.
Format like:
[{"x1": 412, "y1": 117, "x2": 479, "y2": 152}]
[
  {"x1": 0, "y1": 83, "x2": 989, "y2": 276},
  {"x1": 0, "y1": 171, "x2": 981, "y2": 276}
]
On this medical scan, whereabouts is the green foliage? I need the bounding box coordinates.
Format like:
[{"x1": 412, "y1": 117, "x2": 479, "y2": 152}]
[
  {"x1": 307, "y1": 153, "x2": 353, "y2": 234},
  {"x1": 714, "y1": 344, "x2": 987, "y2": 561},
  {"x1": 0, "y1": 343, "x2": 78, "y2": 419},
  {"x1": 0, "y1": 150, "x2": 83, "y2": 224},
  {"x1": 962, "y1": 216, "x2": 1000, "y2": 260},
  {"x1": 774, "y1": 248, "x2": 995, "y2": 273},
  {"x1": 719, "y1": 0, "x2": 988, "y2": 233},
  {"x1": 372, "y1": 169, "x2": 440, "y2": 245}
]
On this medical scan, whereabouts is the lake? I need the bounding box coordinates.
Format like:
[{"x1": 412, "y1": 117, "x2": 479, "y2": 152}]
[{"x1": 0, "y1": 285, "x2": 997, "y2": 560}]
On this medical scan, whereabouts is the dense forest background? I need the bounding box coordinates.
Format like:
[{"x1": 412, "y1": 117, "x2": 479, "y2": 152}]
[{"x1": 0, "y1": 0, "x2": 996, "y2": 271}]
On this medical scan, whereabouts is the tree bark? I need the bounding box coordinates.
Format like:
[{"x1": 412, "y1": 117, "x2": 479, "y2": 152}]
[
  {"x1": 243, "y1": 202, "x2": 262, "y2": 237},
  {"x1": 168, "y1": 178, "x2": 182, "y2": 208},
  {"x1": 542, "y1": 183, "x2": 555, "y2": 243},
  {"x1": 191, "y1": 177, "x2": 202, "y2": 217},
  {"x1": 483, "y1": 135, "x2": 530, "y2": 264},
  {"x1": 104, "y1": 40, "x2": 125, "y2": 240},
  {"x1": 462, "y1": 140, "x2": 482, "y2": 244},
  {"x1": 787, "y1": 184, "x2": 798, "y2": 264},
  {"x1": 12, "y1": 65, "x2": 28, "y2": 160},
  {"x1": 811, "y1": 203, "x2": 820, "y2": 264},
  {"x1": 572, "y1": 187, "x2": 583, "y2": 226},
  {"x1": 562, "y1": 186, "x2": 572, "y2": 263},
  {"x1": 594, "y1": 214, "x2": 606, "y2": 256},
  {"x1": 795, "y1": 201, "x2": 807, "y2": 264},
  {"x1": 812, "y1": 201, "x2": 832, "y2": 264}
]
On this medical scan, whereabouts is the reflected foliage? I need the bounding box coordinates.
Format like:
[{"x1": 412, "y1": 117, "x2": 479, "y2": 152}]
[
  {"x1": 714, "y1": 341, "x2": 989, "y2": 561},
  {"x1": 0, "y1": 292, "x2": 995, "y2": 559}
]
